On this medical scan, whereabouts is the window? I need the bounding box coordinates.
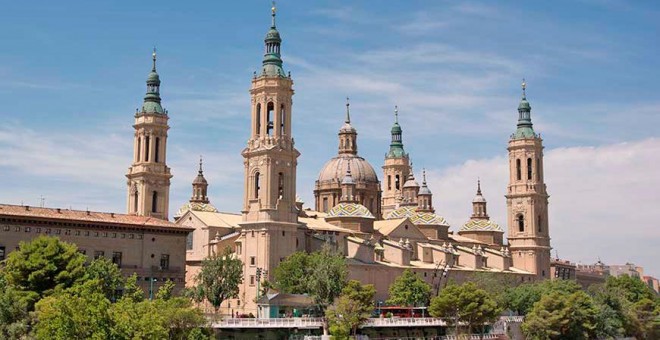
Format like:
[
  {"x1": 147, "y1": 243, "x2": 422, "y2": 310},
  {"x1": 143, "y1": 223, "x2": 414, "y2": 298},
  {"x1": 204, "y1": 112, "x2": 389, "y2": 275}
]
[
  {"x1": 282, "y1": 231, "x2": 285, "y2": 237},
  {"x1": 152, "y1": 191, "x2": 158, "y2": 213},
  {"x1": 516, "y1": 159, "x2": 522, "y2": 180},
  {"x1": 278, "y1": 173, "x2": 284, "y2": 199},
  {"x1": 280, "y1": 104, "x2": 286, "y2": 135},
  {"x1": 256, "y1": 103, "x2": 261, "y2": 135},
  {"x1": 145, "y1": 136, "x2": 150, "y2": 162},
  {"x1": 160, "y1": 254, "x2": 170, "y2": 270},
  {"x1": 527, "y1": 158, "x2": 533, "y2": 180},
  {"x1": 542, "y1": 270, "x2": 546, "y2": 277},
  {"x1": 155, "y1": 137, "x2": 160, "y2": 163},
  {"x1": 537, "y1": 215, "x2": 542, "y2": 233},
  {"x1": 25, "y1": 227, "x2": 30, "y2": 232},
  {"x1": 186, "y1": 232, "x2": 193, "y2": 250},
  {"x1": 250, "y1": 256, "x2": 256, "y2": 266},
  {"x1": 133, "y1": 191, "x2": 139, "y2": 213},
  {"x1": 254, "y1": 172, "x2": 260, "y2": 199},
  {"x1": 536, "y1": 158, "x2": 541, "y2": 181},
  {"x1": 137, "y1": 137, "x2": 141, "y2": 161},
  {"x1": 3, "y1": 225, "x2": 9, "y2": 231},
  {"x1": 395, "y1": 174, "x2": 400, "y2": 190},
  {"x1": 94, "y1": 251, "x2": 104, "y2": 260},
  {"x1": 112, "y1": 252, "x2": 122, "y2": 267},
  {"x1": 387, "y1": 175, "x2": 392, "y2": 190},
  {"x1": 0, "y1": 246, "x2": 5, "y2": 261},
  {"x1": 322, "y1": 197, "x2": 328, "y2": 212},
  {"x1": 517, "y1": 215, "x2": 524, "y2": 232},
  {"x1": 266, "y1": 102, "x2": 274, "y2": 136},
  {"x1": 250, "y1": 275, "x2": 256, "y2": 286},
  {"x1": 235, "y1": 242, "x2": 242, "y2": 255}
]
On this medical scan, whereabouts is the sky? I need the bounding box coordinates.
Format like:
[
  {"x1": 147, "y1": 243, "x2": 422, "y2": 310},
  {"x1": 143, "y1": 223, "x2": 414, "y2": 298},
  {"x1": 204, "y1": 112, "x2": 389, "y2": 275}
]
[{"x1": 0, "y1": 1, "x2": 658, "y2": 275}]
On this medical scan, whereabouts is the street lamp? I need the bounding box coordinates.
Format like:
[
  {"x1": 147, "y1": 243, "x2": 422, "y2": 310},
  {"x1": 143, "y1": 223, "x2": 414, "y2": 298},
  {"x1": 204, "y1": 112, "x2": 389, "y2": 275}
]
[
  {"x1": 256, "y1": 267, "x2": 268, "y2": 318},
  {"x1": 149, "y1": 277, "x2": 158, "y2": 300}
]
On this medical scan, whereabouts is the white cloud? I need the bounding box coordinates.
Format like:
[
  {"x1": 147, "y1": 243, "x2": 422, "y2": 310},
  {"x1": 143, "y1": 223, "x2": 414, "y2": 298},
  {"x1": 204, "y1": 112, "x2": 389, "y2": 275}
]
[{"x1": 427, "y1": 137, "x2": 660, "y2": 276}]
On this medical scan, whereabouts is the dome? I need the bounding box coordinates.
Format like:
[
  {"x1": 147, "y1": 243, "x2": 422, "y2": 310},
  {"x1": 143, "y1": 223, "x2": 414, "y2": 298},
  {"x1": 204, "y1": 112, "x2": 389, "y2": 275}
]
[
  {"x1": 459, "y1": 219, "x2": 503, "y2": 232},
  {"x1": 141, "y1": 101, "x2": 164, "y2": 114},
  {"x1": 174, "y1": 201, "x2": 219, "y2": 219},
  {"x1": 386, "y1": 206, "x2": 449, "y2": 226},
  {"x1": 265, "y1": 28, "x2": 281, "y2": 42},
  {"x1": 473, "y1": 194, "x2": 486, "y2": 203},
  {"x1": 147, "y1": 71, "x2": 160, "y2": 83},
  {"x1": 327, "y1": 203, "x2": 374, "y2": 219},
  {"x1": 403, "y1": 175, "x2": 419, "y2": 189},
  {"x1": 317, "y1": 155, "x2": 379, "y2": 185},
  {"x1": 339, "y1": 122, "x2": 356, "y2": 133},
  {"x1": 518, "y1": 98, "x2": 531, "y2": 111},
  {"x1": 193, "y1": 173, "x2": 207, "y2": 185}
]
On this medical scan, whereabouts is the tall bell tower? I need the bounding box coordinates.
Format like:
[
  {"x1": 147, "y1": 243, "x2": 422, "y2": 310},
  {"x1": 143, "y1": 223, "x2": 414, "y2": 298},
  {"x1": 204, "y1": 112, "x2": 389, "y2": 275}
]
[
  {"x1": 382, "y1": 106, "x2": 411, "y2": 216},
  {"x1": 505, "y1": 80, "x2": 551, "y2": 279},
  {"x1": 126, "y1": 50, "x2": 172, "y2": 220},
  {"x1": 238, "y1": 4, "x2": 300, "y2": 314}
]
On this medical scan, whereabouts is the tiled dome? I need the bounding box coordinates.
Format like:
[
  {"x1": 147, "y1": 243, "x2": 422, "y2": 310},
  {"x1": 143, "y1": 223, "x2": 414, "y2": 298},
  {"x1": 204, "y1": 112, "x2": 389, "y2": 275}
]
[
  {"x1": 386, "y1": 206, "x2": 449, "y2": 226},
  {"x1": 317, "y1": 155, "x2": 379, "y2": 185}
]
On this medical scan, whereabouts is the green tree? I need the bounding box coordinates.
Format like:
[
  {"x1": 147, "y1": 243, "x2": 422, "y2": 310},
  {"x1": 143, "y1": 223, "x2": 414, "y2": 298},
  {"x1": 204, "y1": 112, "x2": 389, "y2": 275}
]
[
  {"x1": 84, "y1": 257, "x2": 124, "y2": 301},
  {"x1": 468, "y1": 272, "x2": 518, "y2": 306},
  {"x1": 521, "y1": 290, "x2": 599, "y2": 340},
  {"x1": 33, "y1": 280, "x2": 112, "y2": 340},
  {"x1": 189, "y1": 247, "x2": 243, "y2": 312},
  {"x1": 2, "y1": 236, "x2": 87, "y2": 307},
  {"x1": 0, "y1": 276, "x2": 30, "y2": 339},
  {"x1": 155, "y1": 279, "x2": 176, "y2": 301},
  {"x1": 122, "y1": 273, "x2": 145, "y2": 302},
  {"x1": 108, "y1": 298, "x2": 167, "y2": 339},
  {"x1": 429, "y1": 282, "x2": 501, "y2": 337},
  {"x1": 387, "y1": 269, "x2": 431, "y2": 307},
  {"x1": 503, "y1": 279, "x2": 581, "y2": 315},
  {"x1": 326, "y1": 280, "x2": 376, "y2": 337},
  {"x1": 155, "y1": 297, "x2": 210, "y2": 340}
]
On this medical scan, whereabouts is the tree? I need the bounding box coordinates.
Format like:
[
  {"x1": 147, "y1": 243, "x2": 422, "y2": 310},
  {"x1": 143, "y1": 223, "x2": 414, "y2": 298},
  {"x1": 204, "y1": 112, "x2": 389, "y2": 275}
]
[
  {"x1": 326, "y1": 280, "x2": 376, "y2": 337},
  {"x1": 2, "y1": 236, "x2": 87, "y2": 307},
  {"x1": 521, "y1": 290, "x2": 599, "y2": 340},
  {"x1": 468, "y1": 272, "x2": 518, "y2": 306},
  {"x1": 503, "y1": 279, "x2": 581, "y2": 315},
  {"x1": 155, "y1": 297, "x2": 210, "y2": 340},
  {"x1": 274, "y1": 246, "x2": 348, "y2": 312},
  {"x1": 84, "y1": 257, "x2": 124, "y2": 301},
  {"x1": 155, "y1": 279, "x2": 176, "y2": 301},
  {"x1": 108, "y1": 298, "x2": 167, "y2": 340},
  {"x1": 0, "y1": 276, "x2": 30, "y2": 339},
  {"x1": 387, "y1": 269, "x2": 431, "y2": 308},
  {"x1": 429, "y1": 282, "x2": 501, "y2": 337},
  {"x1": 122, "y1": 273, "x2": 145, "y2": 303},
  {"x1": 189, "y1": 246, "x2": 243, "y2": 312}
]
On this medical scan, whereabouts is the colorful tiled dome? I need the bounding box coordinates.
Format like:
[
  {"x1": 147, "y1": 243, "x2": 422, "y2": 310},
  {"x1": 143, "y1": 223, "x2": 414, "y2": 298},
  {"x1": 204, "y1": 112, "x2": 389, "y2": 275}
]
[
  {"x1": 386, "y1": 206, "x2": 449, "y2": 226},
  {"x1": 327, "y1": 203, "x2": 375, "y2": 219},
  {"x1": 459, "y1": 219, "x2": 503, "y2": 232},
  {"x1": 174, "y1": 202, "x2": 219, "y2": 219}
]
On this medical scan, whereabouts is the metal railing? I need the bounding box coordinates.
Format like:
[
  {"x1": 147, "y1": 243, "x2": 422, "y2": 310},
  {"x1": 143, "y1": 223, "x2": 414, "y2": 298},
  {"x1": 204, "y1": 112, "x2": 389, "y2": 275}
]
[
  {"x1": 362, "y1": 317, "x2": 447, "y2": 328},
  {"x1": 213, "y1": 317, "x2": 324, "y2": 329}
]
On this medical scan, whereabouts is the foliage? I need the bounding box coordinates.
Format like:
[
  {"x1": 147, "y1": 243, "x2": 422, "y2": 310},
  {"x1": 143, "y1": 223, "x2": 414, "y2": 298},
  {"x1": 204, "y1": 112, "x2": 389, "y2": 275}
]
[
  {"x1": 274, "y1": 245, "x2": 348, "y2": 312},
  {"x1": 429, "y1": 282, "x2": 501, "y2": 336},
  {"x1": 189, "y1": 246, "x2": 243, "y2": 311},
  {"x1": 156, "y1": 279, "x2": 176, "y2": 301},
  {"x1": 2, "y1": 235, "x2": 87, "y2": 307},
  {"x1": 154, "y1": 297, "x2": 210, "y2": 340},
  {"x1": 387, "y1": 269, "x2": 432, "y2": 307},
  {"x1": 122, "y1": 273, "x2": 145, "y2": 303},
  {"x1": 108, "y1": 297, "x2": 167, "y2": 339},
  {"x1": 84, "y1": 257, "x2": 124, "y2": 301},
  {"x1": 467, "y1": 272, "x2": 518, "y2": 306},
  {"x1": 605, "y1": 274, "x2": 657, "y2": 303},
  {"x1": 521, "y1": 290, "x2": 599, "y2": 340},
  {"x1": 0, "y1": 276, "x2": 30, "y2": 339},
  {"x1": 503, "y1": 279, "x2": 581, "y2": 315},
  {"x1": 326, "y1": 280, "x2": 376, "y2": 337}
]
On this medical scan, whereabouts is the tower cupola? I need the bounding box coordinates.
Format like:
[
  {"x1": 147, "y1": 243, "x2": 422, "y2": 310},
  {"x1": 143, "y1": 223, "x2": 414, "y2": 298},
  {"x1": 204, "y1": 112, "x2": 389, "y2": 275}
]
[
  {"x1": 338, "y1": 97, "x2": 358, "y2": 155},
  {"x1": 401, "y1": 167, "x2": 420, "y2": 206},
  {"x1": 417, "y1": 169, "x2": 434, "y2": 213},
  {"x1": 471, "y1": 179, "x2": 488, "y2": 219},
  {"x1": 191, "y1": 156, "x2": 209, "y2": 204},
  {"x1": 386, "y1": 106, "x2": 407, "y2": 159},
  {"x1": 340, "y1": 162, "x2": 357, "y2": 203},
  {"x1": 142, "y1": 48, "x2": 165, "y2": 114},
  {"x1": 512, "y1": 79, "x2": 536, "y2": 139},
  {"x1": 261, "y1": 4, "x2": 286, "y2": 77}
]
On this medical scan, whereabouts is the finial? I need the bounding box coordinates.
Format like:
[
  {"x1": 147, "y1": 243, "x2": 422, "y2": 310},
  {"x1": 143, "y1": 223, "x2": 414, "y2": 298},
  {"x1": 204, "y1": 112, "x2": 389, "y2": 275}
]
[
  {"x1": 198, "y1": 155, "x2": 204, "y2": 174},
  {"x1": 152, "y1": 47, "x2": 157, "y2": 72},
  {"x1": 394, "y1": 105, "x2": 399, "y2": 123},
  {"x1": 345, "y1": 97, "x2": 351, "y2": 124},
  {"x1": 346, "y1": 161, "x2": 352, "y2": 176},
  {"x1": 271, "y1": 1, "x2": 277, "y2": 27},
  {"x1": 521, "y1": 78, "x2": 526, "y2": 98},
  {"x1": 422, "y1": 168, "x2": 427, "y2": 184},
  {"x1": 477, "y1": 178, "x2": 482, "y2": 195}
]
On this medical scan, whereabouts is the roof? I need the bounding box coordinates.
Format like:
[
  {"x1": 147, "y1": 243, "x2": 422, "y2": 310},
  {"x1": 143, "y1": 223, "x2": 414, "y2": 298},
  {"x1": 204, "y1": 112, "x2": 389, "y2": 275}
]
[
  {"x1": 0, "y1": 204, "x2": 191, "y2": 232},
  {"x1": 299, "y1": 216, "x2": 355, "y2": 234},
  {"x1": 386, "y1": 206, "x2": 449, "y2": 226},
  {"x1": 447, "y1": 233, "x2": 487, "y2": 245},
  {"x1": 188, "y1": 210, "x2": 241, "y2": 229},
  {"x1": 327, "y1": 203, "x2": 375, "y2": 219},
  {"x1": 257, "y1": 293, "x2": 315, "y2": 307},
  {"x1": 317, "y1": 155, "x2": 379, "y2": 185},
  {"x1": 459, "y1": 219, "x2": 503, "y2": 232},
  {"x1": 174, "y1": 201, "x2": 219, "y2": 219},
  {"x1": 374, "y1": 218, "x2": 408, "y2": 236}
]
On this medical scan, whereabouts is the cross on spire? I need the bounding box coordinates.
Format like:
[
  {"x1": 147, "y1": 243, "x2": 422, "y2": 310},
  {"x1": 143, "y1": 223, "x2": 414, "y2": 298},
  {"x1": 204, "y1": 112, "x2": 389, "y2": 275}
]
[
  {"x1": 198, "y1": 155, "x2": 204, "y2": 174},
  {"x1": 394, "y1": 105, "x2": 399, "y2": 123},
  {"x1": 521, "y1": 78, "x2": 526, "y2": 98},
  {"x1": 152, "y1": 47, "x2": 157, "y2": 71},
  {"x1": 345, "y1": 97, "x2": 351, "y2": 124},
  {"x1": 271, "y1": 1, "x2": 277, "y2": 27}
]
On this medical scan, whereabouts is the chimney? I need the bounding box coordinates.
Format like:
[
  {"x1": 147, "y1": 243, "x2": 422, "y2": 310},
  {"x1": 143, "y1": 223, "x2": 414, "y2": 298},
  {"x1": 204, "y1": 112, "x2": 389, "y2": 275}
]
[
  {"x1": 25, "y1": 205, "x2": 30, "y2": 211},
  {"x1": 57, "y1": 208, "x2": 61, "y2": 213}
]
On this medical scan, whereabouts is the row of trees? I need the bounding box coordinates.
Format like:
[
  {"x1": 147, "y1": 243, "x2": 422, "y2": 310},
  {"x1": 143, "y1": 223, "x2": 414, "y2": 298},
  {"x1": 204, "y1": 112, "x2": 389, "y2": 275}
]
[{"x1": 0, "y1": 236, "x2": 211, "y2": 340}]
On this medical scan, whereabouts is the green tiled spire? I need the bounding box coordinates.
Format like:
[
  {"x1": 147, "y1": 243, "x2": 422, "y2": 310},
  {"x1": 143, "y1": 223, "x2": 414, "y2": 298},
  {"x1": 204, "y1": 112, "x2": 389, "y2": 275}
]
[
  {"x1": 261, "y1": 3, "x2": 286, "y2": 77},
  {"x1": 141, "y1": 48, "x2": 165, "y2": 114},
  {"x1": 512, "y1": 79, "x2": 536, "y2": 139},
  {"x1": 387, "y1": 106, "x2": 407, "y2": 158}
]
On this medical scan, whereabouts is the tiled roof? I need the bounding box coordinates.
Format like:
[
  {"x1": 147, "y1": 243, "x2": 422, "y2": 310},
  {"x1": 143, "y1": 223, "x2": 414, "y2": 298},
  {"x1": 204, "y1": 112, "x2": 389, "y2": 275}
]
[
  {"x1": 459, "y1": 219, "x2": 503, "y2": 232},
  {"x1": 174, "y1": 201, "x2": 219, "y2": 219},
  {"x1": 188, "y1": 211, "x2": 241, "y2": 229},
  {"x1": 386, "y1": 206, "x2": 449, "y2": 226},
  {"x1": 327, "y1": 203, "x2": 375, "y2": 219},
  {"x1": 0, "y1": 204, "x2": 190, "y2": 231},
  {"x1": 300, "y1": 216, "x2": 355, "y2": 234},
  {"x1": 374, "y1": 218, "x2": 408, "y2": 236}
]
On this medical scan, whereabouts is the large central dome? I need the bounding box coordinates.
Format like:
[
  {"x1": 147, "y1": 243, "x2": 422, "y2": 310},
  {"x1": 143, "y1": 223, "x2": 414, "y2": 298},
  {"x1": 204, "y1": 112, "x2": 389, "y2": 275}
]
[{"x1": 317, "y1": 155, "x2": 379, "y2": 184}]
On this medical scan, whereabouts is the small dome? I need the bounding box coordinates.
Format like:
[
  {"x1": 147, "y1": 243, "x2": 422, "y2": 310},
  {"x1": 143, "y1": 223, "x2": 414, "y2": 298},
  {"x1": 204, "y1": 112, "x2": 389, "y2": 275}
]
[
  {"x1": 459, "y1": 219, "x2": 503, "y2": 232},
  {"x1": 317, "y1": 155, "x2": 379, "y2": 185},
  {"x1": 327, "y1": 203, "x2": 374, "y2": 219},
  {"x1": 518, "y1": 98, "x2": 531, "y2": 111},
  {"x1": 147, "y1": 71, "x2": 160, "y2": 84},
  {"x1": 265, "y1": 28, "x2": 281, "y2": 42},
  {"x1": 418, "y1": 186, "x2": 432, "y2": 195},
  {"x1": 141, "y1": 101, "x2": 164, "y2": 114},
  {"x1": 340, "y1": 122, "x2": 356, "y2": 133},
  {"x1": 193, "y1": 173, "x2": 207, "y2": 185},
  {"x1": 403, "y1": 174, "x2": 419, "y2": 189},
  {"x1": 386, "y1": 206, "x2": 449, "y2": 226},
  {"x1": 473, "y1": 194, "x2": 486, "y2": 203},
  {"x1": 174, "y1": 201, "x2": 219, "y2": 219}
]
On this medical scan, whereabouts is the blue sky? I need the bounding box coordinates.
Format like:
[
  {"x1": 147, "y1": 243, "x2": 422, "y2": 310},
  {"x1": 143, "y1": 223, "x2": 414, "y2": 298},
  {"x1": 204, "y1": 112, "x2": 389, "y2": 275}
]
[{"x1": 1, "y1": 1, "x2": 659, "y2": 275}]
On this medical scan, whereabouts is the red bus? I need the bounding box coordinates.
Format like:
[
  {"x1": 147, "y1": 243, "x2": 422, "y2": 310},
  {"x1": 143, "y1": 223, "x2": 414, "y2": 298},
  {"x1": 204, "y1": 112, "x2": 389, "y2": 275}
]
[{"x1": 375, "y1": 306, "x2": 428, "y2": 318}]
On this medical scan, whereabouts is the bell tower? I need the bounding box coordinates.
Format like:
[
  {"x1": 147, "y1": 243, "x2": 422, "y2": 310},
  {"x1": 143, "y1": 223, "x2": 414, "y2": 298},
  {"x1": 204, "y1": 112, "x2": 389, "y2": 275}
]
[
  {"x1": 126, "y1": 49, "x2": 172, "y2": 220},
  {"x1": 238, "y1": 4, "x2": 300, "y2": 315},
  {"x1": 505, "y1": 80, "x2": 551, "y2": 279},
  {"x1": 382, "y1": 106, "x2": 410, "y2": 216}
]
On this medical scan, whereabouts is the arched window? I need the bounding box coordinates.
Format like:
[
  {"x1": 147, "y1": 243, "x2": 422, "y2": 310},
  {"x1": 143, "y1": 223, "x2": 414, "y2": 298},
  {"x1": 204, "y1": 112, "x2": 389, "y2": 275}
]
[
  {"x1": 395, "y1": 174, "x2": 400, "y2": 190},
  {"x1": 145, "y1": 136, "x2": 150, "y2": 162},
  {"x1": 256, "y1": 103, "x2": 261, "y2": 135},
  {"x1": 151, "y1": 191, "x2": 158, "y2": 213},
  {"x1": 254, "y1": 172, "x2": 260, "y2": 199},
  {"x1": 266, "y1": 102, "x2": 274, "y2": 136},
  {"x1": 527, "y1": 158, "x2": 533, "y2": 180},
  {"x1": 517, "y1": 214, "x2": 524, "y2": 232},
  {"x1": 278, "y1": 172, "x2": 284, "y2": 199},
  {"x1": 155, "y1": 137, "x2": 160, "y2": 163},
  {"x1": 280, "y1": 104, "x2": 285, "y2": 135},
  {"x1": 516, "y1": 159, "x2": 521, "y2": 180},
  {"x1": 137, "y1": 137, "x2": 141, "y2": 162},
  {"x1": 387, "y1": 175, "x2": 392, "y2": 190},
  {"x1": 537, "y1": 215, "x2": 542, "y2": 233},
  {"x1": 133, "y1": 191, "x2": 138, "y2": 213}
]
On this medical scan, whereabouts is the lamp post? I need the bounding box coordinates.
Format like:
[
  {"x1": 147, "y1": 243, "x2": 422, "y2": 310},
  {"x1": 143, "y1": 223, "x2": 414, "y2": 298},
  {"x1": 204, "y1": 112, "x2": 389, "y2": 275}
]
[
  {"x1": 256, "y1": 267, "x2": 267, "y2": 318},
  {"x1": 149, "y1": 277, "x2": 158, "y2": 300}
]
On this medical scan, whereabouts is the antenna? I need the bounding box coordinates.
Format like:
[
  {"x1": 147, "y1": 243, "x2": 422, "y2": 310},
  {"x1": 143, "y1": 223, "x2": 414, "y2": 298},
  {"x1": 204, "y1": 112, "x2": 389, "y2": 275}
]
[{"x1": 39, "y1": 195, "x2": 45, "y2": 208}]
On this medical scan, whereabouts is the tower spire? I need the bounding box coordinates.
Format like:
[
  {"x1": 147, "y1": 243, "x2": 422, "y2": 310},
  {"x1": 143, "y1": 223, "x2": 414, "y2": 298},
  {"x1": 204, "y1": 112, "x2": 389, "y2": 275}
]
[
  {"x1": 261, "y1": 2, "x2": 285, "y2": 77},
  {"x1": 152, "y1": 47, "x2": 157, "y2": 72},
  {"x1": 142, "y1": 49, "x2": 164, "y2": 114},
  {"x1": 198, "y1": 155, "x2": 204, "y2": 175},
  {"x1": 512, "y1": 78, "x2": 536, "y2": 139},
  {"x1": 271, "y1": 1, "x2": 277, "y2": 28},
  {"x1": 387, "y1": 105, "x2": 406, "y2": 158},
  {"x1": 477, "y1": 178, "x2": 482, "y2": 195},
  {"x1": 345, "y1": 97, "x2": 351, "y2": 124}
]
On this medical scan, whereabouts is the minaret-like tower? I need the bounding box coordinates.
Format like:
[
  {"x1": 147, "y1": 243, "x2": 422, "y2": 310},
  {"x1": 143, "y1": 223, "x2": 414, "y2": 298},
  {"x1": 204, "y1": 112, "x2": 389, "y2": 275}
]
[
  {"x1": 382, "y1": 106, "x2": 411, "y2": 216},
  {"x1": 401, "y1": 169, "x2": 420, "y2": 207},
  {"x1": 238, "y1": 4, "x2": 300, "y2": 315},
  {"x1": 191, "y1": 157, "x2": 209, "y2": 204},
  {"x1": 472, "y1": 180, "x2": 488, "y2": 219},
  {"x1": 126, "y1": 50, "x2": 172, "y2": 220},
  {"x1": 339, "y1": 98, "x2": 358, "y2": 155},
  {"x1": 340, "y1": 163, "x2": 357, "y2": 203},
  {"x1": 417, "y1": 169, "x2": 434, "y2": 213},
  {"x1": 505, "y1": 80, "x2": 551, "y2": 279}
]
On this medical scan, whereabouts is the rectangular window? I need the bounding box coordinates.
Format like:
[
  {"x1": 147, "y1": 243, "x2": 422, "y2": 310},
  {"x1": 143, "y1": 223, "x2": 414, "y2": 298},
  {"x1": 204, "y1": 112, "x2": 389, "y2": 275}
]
[
  {"x1": 0, "y1": 246, "x2": 5, "y2": 261},
  {"x1": 94, "y1": 251, "x2": 104, "y2": 259},
  {"x1": 145, "y1": 136, "x2": 150, "y2": 162},
  {"x1": 388, "y1": 175, "x2": 392, "y2": 190},
  {"x1": 160, "y1": 254, "x2": 170, "y2": 270},
  {"x1": 25, "y1": 227, "x2": 31, "y2": 232},
  {"x1": 155, "y1": 137, "x2": 160, "y2": 163},
  {"x1": 186, "y1": 232, "x2": 193, "y2": 250},
  {"x1": 250, "y1": 256, "x2": 256, "y2": 266},
  {"x1": 112, "y1": 252, "x2": 122, "y2": 267},
  {"x1": 235, "y1": 242, "x2": 242, "y2": 255},
  {"x1": 249, "y1": 275, "x2": 255, "y2": 286},
  {"x1": 322, "y1": 197, "x2": 328, "y2": 212},
  {"x1": 3, "y1": 225, "x2": 10, "y2": 231}
]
